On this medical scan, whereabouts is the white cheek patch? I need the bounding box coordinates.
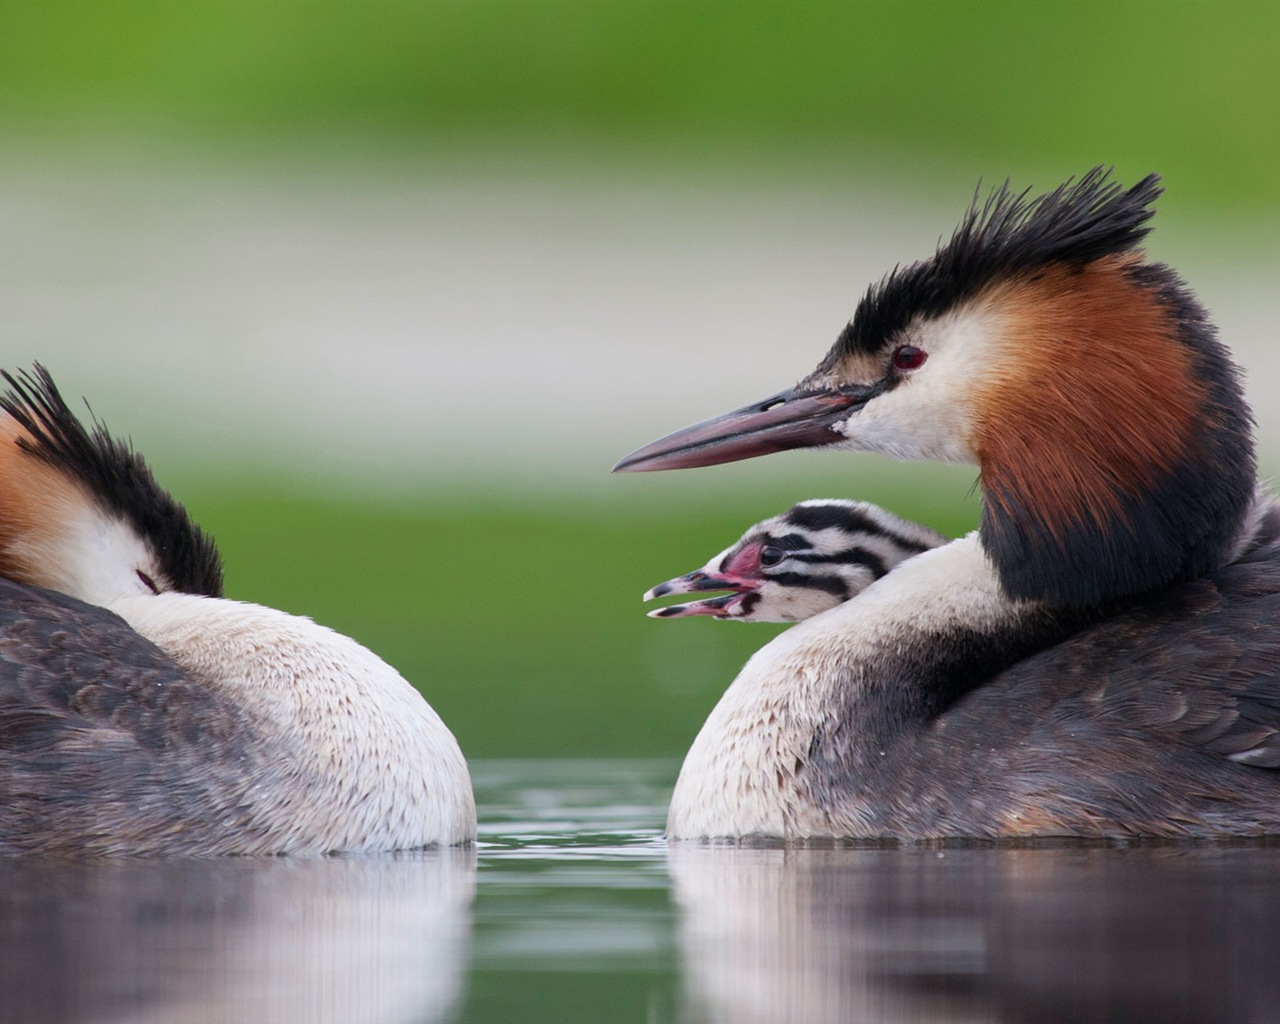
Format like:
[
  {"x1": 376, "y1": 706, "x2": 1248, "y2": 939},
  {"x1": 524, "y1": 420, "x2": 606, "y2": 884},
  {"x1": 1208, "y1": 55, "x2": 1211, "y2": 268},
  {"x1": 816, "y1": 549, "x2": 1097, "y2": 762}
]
[
  {"x1": 833, "y1": 304, "x2": 1001, "y2": 465},
  {"x1": 10, "y1": 505, "x2": 160, "y2": 607},
  {"x1": 63, "y1": 512, "x2": 161, "y2": 605}
]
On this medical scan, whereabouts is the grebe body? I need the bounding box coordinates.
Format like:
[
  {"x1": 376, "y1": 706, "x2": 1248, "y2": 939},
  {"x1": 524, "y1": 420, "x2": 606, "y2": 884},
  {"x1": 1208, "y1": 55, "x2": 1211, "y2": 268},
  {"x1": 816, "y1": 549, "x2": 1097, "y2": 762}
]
[{"x1": 0, "y1": 368, "x2": 475, "y2": 855}]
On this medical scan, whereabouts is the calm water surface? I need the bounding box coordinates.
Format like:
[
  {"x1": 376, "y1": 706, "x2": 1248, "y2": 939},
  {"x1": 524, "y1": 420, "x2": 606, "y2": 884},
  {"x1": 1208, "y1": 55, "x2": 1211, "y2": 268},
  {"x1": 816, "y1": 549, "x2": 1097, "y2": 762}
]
[{"x1": 3, "y1": 759, "x2": 1280, "y2": 1024}]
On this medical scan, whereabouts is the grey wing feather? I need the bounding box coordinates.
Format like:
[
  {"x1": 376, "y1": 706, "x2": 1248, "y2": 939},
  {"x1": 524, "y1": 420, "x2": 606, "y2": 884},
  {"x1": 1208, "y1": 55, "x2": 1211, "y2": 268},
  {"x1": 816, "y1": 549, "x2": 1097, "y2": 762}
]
[
  {"x1": 906, "y1": 528, "x2": 1280, "y2": 836},
  {"x1": 0, "y1": 577, "x2": 270, "y2": 854},
  {"x1": 1132, "y1": 542, "x2": 1280, "y2": 766}
]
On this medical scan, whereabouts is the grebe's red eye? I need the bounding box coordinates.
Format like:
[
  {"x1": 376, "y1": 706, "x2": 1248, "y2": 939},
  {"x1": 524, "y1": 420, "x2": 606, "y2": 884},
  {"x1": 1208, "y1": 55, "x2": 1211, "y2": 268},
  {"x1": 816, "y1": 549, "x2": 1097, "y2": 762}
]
[{"x1": 892, "y1": 345, "x2": 927, "y2": 371}]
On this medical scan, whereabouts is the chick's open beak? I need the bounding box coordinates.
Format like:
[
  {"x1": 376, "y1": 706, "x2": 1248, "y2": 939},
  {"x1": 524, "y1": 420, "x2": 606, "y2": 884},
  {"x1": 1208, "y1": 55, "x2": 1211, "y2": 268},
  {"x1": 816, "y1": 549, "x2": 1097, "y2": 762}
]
[{"x1": 643, "y1": 569, "x2": 759, "y2": 619}]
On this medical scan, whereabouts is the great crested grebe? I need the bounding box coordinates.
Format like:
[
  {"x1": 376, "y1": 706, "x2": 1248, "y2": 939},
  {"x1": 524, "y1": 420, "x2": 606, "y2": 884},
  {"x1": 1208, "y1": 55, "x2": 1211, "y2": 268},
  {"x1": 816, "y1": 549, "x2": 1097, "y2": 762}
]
[
  {"x1": 0, "y1": 366, "x2": 475, "y2": 855},
  {"x1": 644, "y1": 499, "x2": 943, "y2": 622},
  {"x1": 616, "y1": 168, "x2": 1280, "y2": 840}
]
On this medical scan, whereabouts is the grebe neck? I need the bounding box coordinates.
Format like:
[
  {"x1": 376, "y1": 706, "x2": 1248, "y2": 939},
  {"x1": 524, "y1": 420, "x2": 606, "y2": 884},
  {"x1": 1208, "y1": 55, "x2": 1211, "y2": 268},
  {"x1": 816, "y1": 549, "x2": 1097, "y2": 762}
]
[
  {"x1": 667, "y1": 536, "x2": 1072, "y2": 838},
  {"x1": 975, "y1": 260, "x2": 1256, "y2": 607}
]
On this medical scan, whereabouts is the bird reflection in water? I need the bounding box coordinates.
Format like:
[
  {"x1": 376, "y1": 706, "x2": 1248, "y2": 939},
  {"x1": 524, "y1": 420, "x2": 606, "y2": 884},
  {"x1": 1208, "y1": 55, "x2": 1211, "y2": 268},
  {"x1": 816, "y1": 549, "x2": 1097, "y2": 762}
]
[
  {"x1": 0, "y1": 850, "x2": 476, "y2": 1024},
  {"x1": 669, "y1": 842, "x2": 1280, "y2": 1024}
]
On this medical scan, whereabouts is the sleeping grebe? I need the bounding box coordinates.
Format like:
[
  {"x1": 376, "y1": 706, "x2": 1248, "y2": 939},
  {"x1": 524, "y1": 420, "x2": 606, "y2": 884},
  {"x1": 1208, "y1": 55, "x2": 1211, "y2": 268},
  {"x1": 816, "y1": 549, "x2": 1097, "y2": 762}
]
[
  {"x1": 616, "y1": 169, "x2": 1280, "y2": 840},
  {"x1": 644, "y1": 499, "x2": 943, "y2": 622},
  {"x1": 0, "y1": 366, "x2": 475, "y2": 855}
]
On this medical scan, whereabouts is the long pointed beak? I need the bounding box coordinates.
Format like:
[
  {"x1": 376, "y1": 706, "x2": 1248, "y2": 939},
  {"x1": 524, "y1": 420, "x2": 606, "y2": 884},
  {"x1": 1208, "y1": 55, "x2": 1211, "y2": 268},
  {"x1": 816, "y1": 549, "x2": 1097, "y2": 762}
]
[{"x1": 612, "y1": 384, "x2": 877, "y2": 473}]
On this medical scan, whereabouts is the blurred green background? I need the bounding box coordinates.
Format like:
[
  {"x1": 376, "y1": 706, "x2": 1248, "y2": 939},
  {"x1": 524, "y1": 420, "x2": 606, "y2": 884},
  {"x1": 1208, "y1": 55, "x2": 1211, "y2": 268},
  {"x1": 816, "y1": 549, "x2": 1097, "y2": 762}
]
[{"x1": 1, "y1": 0, "x2": 1277, "y2": 759}]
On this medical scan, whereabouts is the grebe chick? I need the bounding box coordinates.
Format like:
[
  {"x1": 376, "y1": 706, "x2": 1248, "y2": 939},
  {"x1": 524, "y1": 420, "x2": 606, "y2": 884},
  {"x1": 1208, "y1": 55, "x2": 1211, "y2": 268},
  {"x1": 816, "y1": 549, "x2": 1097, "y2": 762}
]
[
  {"x1": 0, "y1": 366, "x2": 475, "y2": 855},
  {"x1": 645, "y1": 500, "x2": 943, "y2": 622},
  {"x1": 616, "y1": 169, "x2": 1280, "y2": 840}
]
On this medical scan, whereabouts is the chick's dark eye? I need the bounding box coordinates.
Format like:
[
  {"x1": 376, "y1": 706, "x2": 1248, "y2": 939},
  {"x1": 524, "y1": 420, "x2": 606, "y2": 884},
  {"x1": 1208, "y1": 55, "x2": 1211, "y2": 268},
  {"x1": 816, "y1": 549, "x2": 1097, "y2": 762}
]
[
  {"x1": 892, "y1": 345, "x2": 927, "y2": 371},
  {"x1": 759, "y1": 546, "x2": 785, "y2": 568},
  {"x1": 136, "y1": 570, "x2": 160, "y2": 595}
]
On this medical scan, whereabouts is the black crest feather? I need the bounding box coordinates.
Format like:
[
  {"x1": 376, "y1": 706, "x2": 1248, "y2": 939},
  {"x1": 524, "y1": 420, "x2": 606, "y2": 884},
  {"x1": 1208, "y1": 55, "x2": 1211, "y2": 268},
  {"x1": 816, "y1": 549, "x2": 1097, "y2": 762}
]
[
  {"x1": 0, "y1": 365, "x2": 224, "y2": 598},
  {"x1": 833, "y1": 166, "x2": 1163, "y2": 358}
]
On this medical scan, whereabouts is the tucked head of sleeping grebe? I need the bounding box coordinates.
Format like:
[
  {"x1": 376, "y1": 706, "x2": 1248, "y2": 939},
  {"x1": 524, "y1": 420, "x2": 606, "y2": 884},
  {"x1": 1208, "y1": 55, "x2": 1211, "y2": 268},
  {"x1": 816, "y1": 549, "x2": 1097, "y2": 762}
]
[
  {"x1": 644, "y1": 500, "x2": 943, "y2": 622},
  {"x1": 616, "y1": 169, "x2": 1280, "y2": 841},
  {"x1": 0, "y1": 365, "x2": 475, "y2": 855},
  {"x1": 0, "y1": 367, "x2": 224, "y2": 605}
]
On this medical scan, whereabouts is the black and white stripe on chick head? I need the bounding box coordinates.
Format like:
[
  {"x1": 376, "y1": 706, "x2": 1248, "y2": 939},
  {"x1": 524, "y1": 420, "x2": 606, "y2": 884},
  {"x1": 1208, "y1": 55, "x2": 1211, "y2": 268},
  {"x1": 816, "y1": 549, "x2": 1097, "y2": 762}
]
[{"x1": 644, "y1": 500, "x2": 946, "y2": 623}]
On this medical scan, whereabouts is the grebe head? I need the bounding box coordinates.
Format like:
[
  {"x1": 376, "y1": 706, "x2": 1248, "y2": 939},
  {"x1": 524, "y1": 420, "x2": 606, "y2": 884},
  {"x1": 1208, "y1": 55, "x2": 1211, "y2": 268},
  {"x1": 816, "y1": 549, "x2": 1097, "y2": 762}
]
[
  {"x1": 616, "y1": 169, "x2": 1256, "y2": 607},
  {"x1": 644, "y1": 499, "x2": 945, "y2": 622},
  {"x1": 0, "y1": 365, "x2": 223, "y2": 605}
]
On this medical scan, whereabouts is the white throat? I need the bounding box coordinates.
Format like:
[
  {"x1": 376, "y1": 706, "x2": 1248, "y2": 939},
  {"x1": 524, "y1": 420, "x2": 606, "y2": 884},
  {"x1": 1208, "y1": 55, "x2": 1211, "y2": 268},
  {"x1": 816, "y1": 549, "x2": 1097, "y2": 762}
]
[{"x1": 666, "y1": 534, "x2": 1019, "y2": 839}]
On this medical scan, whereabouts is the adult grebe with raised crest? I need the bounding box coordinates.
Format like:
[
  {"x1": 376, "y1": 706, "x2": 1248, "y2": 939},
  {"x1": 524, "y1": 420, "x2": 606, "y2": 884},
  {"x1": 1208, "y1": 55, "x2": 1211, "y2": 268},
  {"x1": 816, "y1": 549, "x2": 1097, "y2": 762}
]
[{"x1": 618, "y1": 169, "x2": 1280, "y2": 840}]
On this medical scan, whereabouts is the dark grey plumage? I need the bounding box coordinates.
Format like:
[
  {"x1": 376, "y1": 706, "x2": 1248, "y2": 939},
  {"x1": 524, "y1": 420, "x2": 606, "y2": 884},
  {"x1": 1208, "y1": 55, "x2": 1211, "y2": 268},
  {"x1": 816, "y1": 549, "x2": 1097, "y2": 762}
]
[
  {"x1": 803, "y1": 504, "x2": 1280, "y2": 838},
  {"x1": 0, "y1": 577, "x2": 290, "y2": 855}
]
